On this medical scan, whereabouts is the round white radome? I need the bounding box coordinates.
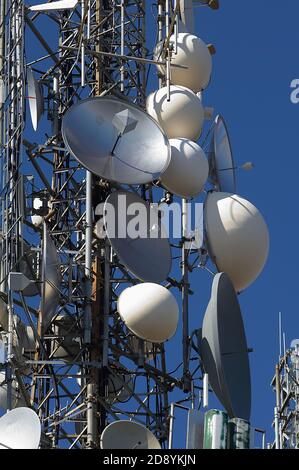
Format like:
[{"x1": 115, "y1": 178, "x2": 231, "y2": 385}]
[
  {"x1": 154, "y1": 33, "x2": 212, "y2": 92},
  {"x1": 146, "y1": 85, "x2": 204, "y2": 141},
  {"x1": 204, "y1": 192, "x2": 270, "y2": 292},
  {"x1": 161, "y1": 138, "x2": 209, "y2": 198},
  {"x1": 117, "y1": 283, "x2": 179, "y2": 343}
]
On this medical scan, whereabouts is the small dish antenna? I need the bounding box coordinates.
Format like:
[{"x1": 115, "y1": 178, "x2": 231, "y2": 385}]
[
  {"x1": 209, "y1": 115, "x2": 236, "y2": 193},
  {"x1": 0, "y1": 408, "x2": 41, "y2": 449},
  {"x1": 27, "y1": 67, "x2": 44, "y2": 132},
  {"x1": 41, "y1": 226, "x2": 62, "y2": 330},
  {"x1": 201, "y1": 272, "x2": 251, "y2": 420},
  {"x1": 104, "y1": 190, "x2": 172, "y2": 283},
  {"x1": 100, "y1": 420, "x2": 161, "y2": 449},
  {"x1": 62, "y1": 97, "x2": 170, "y2": 185}
]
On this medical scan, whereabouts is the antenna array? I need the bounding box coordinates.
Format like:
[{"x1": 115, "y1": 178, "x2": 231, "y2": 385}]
[{"x1": 0, "y1": 0, "x2": 270, "y2": 449}]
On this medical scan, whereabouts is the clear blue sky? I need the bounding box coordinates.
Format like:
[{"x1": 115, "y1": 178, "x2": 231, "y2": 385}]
[{"x1": 21, "y1": 0, "x2": 299, "y2": 448}]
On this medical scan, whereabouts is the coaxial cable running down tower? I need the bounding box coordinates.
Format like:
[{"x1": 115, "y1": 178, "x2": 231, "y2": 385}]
[{"x1": 0, "y1": 0, "x2": 270, "y2": 449}]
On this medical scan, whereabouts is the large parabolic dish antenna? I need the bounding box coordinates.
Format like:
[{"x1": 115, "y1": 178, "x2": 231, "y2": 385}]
[
  {"x1": 61, "y1": 96, "x2": 171, "y2": 185},
  {"x1": 201, "y1": 272, "x2": 251, "y2": 421},
  {"x1": 104, "y1": 190, "x2": 172, "y2": 283}
]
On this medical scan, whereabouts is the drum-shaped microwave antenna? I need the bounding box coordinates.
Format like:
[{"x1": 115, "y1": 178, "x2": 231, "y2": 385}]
[
  {"x1": 161, "y1": 138, "x2": 209, "y2": 198},
  {"x1": 146, "y1": 85, "x2": 204, "y2": 141},
  {"x1": 61, "y1": 97, "x2": 170, "y2": 185},
  {"x1": 209, "y1": 115, "x2": 236, "y2": 193},
  {"x1": 117, "y1": 283, "x2": 179, "y2": 343},
  {"x1": 104, "y1": 190, "x2": 172, "y2": 283},
  {"x1": 204, "y1": 192, "x2": 269, "y2": 292},
  {"x1": 41, "y1": 226, "x2": 62, "y2": 329},
  {"x1": 201, "y1": 273, "x2": 251, "y2": 421},
  {"x1": 154, "y1": 33, "x2": 212, "y2": 92},
  {"x1": 0, "y1": 408, "x2": 41, "y2": 449},
  {"x1": 100, "y1": 420, "x2": 161, "y2": 449},
  {"x1": 27, "y1": 67, "x2": 44, "y2": 132}
]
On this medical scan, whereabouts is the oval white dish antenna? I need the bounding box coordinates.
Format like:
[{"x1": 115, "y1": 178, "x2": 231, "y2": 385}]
[{"x1": 204, "y1": 191, "x2": 269, "y2": 292}]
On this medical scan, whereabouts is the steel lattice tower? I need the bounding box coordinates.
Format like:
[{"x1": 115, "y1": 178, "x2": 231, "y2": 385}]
[
  {"x1": 272, "y1": 345, "x2": 299, "y2": 449},
  {"x1": 0, "y1": 1, "x2": 212, "y2": 449}
]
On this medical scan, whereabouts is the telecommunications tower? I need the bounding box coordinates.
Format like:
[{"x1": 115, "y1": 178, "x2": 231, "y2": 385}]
[{"x1": 0, "y1": 0, "x2": 270, "y2": 450}]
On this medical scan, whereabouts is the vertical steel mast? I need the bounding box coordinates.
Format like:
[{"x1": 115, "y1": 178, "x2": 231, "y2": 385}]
[{"x1": 0, "y1": 0, "x2": 25, "y2": 413}]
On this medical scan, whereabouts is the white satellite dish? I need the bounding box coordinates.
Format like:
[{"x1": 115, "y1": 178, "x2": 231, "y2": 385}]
[
  {"x1": 204, "y1": 192, "x2": 269, "y2": 292},
  {"x1": 146, "y1": 85, "x2": 204, "y2": 141},
  {"x1": 154, "y1": 33, "x2": 212, "y2": 92},
  {"x1": 27, "y1": 67, "x2": 44, "y2": 132},
  {"x1": 100, "y1": 420, "x2": 161, "y2": 449},
  {"x1": 41, "y1": 226, "x2": 62, "y2": 329},
  {"x1": 29, "y1": 0, "x2": 78, "y2": 11},
  {"x1": 62, "y1": 96, "x2": 170, "y2": 185},
  {"x1": 117, "y1": 283, "x2": 179, "y2": 344},
  {"x1": 201, "y1": 273, "x2": 251, "y2": 421},
  {"x1": 161, "y1": 138, "x2": 209, "y2": 198},
  {"x1": 209, "y1": 115, "x2": 236, "y2": 193},
  {"x1": 0, "y1": 408, "x2": 41, "y2": 449},
  {"x1": 104, "y1": 190, "x2": 172, "y2": 283}
]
